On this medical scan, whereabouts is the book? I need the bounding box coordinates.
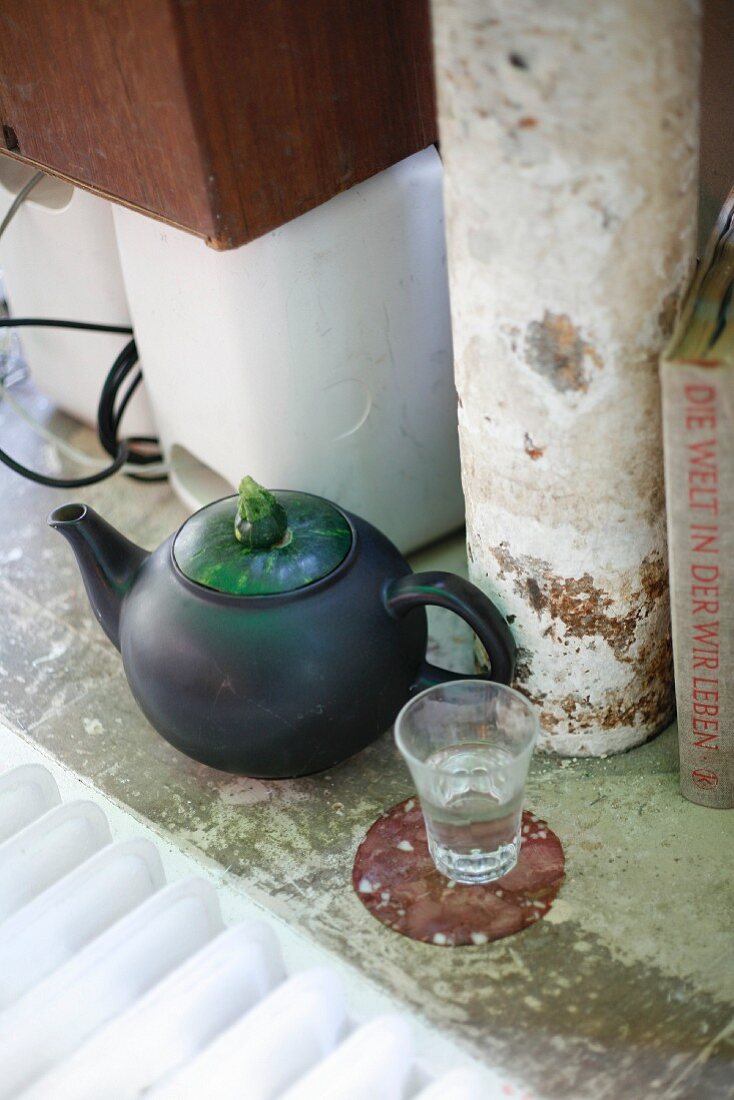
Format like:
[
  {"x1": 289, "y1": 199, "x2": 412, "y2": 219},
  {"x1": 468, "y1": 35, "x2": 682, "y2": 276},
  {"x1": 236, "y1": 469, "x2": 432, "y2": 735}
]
[{"x1": 660, "y1": 187, "x2": 734, "y2": 808}]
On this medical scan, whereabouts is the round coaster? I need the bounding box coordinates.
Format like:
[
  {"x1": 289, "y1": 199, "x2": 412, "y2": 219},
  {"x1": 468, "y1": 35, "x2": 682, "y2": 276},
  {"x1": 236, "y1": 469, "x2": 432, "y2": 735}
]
[{"x1": 353, "y1": 798, "x2": 565, "y2": 947}]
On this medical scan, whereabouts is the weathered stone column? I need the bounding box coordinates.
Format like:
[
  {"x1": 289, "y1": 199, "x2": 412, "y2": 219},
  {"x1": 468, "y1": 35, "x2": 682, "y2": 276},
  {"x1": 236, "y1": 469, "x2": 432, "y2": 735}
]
[{"x1": 432, "y1": 0, "x2": 700, "y2": 754}]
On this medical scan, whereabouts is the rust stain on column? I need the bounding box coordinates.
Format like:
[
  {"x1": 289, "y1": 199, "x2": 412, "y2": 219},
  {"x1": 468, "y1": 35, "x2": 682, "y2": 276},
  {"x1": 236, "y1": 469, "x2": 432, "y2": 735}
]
[
  {"x1": 486, "y1": 545, "x2": 674, "y2": 745},
  {"x1": 526, "y1": 312, "x2": 603, "y2": 393},
  {"x1": 432, "y1": 0, "x2": 700, "y2": 754}
]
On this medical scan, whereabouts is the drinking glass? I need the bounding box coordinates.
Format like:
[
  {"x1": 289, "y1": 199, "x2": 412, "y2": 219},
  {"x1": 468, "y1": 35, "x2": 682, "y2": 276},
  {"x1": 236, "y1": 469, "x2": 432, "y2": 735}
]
[{"x1": 395, "y1": 680, "x2": 538, "y2": 884}]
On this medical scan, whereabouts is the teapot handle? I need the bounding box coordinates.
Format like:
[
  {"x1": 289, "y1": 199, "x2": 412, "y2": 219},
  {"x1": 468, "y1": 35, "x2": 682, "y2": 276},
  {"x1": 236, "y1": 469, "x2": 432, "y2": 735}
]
[{"x1": 384, "y1": 571, "x2": 516, "y2": 692}]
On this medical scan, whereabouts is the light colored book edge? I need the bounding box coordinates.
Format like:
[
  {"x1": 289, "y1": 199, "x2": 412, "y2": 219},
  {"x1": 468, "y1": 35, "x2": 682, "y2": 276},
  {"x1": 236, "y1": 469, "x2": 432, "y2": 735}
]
[{"x1": 660, "y1": 186, "x2": 734, "y2": 808}]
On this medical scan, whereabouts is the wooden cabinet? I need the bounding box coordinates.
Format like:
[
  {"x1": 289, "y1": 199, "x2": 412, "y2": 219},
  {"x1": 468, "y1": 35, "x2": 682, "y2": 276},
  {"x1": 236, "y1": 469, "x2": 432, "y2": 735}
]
[{"x1": 0, "y1": 1, "x2": 436, "y2": 249}]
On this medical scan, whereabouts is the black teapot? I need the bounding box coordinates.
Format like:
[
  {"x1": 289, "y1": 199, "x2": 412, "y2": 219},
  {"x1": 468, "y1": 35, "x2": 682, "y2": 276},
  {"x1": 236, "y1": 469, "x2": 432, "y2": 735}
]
[{"x1": 49, "y1": 478, "x2": 515, "y2": 777}]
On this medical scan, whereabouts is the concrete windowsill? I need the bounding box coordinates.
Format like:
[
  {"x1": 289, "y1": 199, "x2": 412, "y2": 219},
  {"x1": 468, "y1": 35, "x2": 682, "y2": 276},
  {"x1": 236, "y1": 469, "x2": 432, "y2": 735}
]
[{"x1": 0, "y1": 384, "x2": 731, "y2": 1099}]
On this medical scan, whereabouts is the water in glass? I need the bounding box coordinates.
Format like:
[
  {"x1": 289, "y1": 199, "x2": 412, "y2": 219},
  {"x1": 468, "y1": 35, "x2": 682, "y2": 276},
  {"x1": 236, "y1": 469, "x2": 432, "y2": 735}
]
[{"x1": 420, "y1": 741, "x2": 523, "y2": 883}]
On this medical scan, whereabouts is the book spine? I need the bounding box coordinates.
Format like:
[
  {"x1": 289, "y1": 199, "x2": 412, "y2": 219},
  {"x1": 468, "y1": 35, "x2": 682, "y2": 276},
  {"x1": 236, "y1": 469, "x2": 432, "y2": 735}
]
[{"x1": 661, "y1": 363, "x2": 733, "y2": 807}]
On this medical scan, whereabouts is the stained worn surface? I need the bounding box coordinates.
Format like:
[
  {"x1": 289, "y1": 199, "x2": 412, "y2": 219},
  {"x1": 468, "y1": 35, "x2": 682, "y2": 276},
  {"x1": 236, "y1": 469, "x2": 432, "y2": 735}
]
[
  {"x1": 0, "y1": 388, "x2": 732, "y2": 1098},
  {"x1": 433, "y1": 0, "x2": 700, "y2": 754}
]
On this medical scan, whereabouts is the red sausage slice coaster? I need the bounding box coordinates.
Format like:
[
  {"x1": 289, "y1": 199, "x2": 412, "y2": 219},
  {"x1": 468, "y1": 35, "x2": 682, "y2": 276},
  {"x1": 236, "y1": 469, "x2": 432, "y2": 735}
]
[{"x1": 353, "y1": 798, "x2": 565, "y2": 947}]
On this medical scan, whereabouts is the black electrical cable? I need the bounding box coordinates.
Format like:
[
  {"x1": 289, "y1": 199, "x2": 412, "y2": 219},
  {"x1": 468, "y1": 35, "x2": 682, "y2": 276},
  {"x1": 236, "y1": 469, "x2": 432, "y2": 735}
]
[
  {"x1": 0, "y1": 317, "x2": 166, "y2": 487},
  {"x1": 0, "y1": 317, "x2": 133, "y2": 335},
  {"x1": 95, "y1": 336, "x2": 166, "y2": 482},
  {"x1": 111, "y1": 370, "x2": 143, "y2": 433},
  {"x1": 0, "y1": 436, "x2": 130, "y2": 488}
]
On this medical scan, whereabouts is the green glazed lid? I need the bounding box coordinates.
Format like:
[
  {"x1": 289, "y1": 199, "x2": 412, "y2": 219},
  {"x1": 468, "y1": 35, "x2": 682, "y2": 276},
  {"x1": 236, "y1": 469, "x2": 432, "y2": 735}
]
[{"x1": 173, "y1": 479, "x2": 352, "y2": 597}]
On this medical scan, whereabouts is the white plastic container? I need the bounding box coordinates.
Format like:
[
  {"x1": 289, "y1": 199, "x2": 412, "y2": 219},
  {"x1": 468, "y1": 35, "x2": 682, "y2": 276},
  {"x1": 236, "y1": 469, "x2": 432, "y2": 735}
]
[
  {"x1": 113, "y1": 147, "x2": 462, "y2": 552},
  {"x1": 0, "y1": 161, "x2": 154, "y2": 435}
]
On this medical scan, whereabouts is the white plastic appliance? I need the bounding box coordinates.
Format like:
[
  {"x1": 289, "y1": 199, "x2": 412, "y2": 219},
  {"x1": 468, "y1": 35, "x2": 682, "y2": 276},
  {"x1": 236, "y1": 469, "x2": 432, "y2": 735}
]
[
  {"x1": 113, "y1": 147, "x2": 463, "y2": 552},
  {"x1": 0, "y1": 161, "x2": 154, "y2": 436}
]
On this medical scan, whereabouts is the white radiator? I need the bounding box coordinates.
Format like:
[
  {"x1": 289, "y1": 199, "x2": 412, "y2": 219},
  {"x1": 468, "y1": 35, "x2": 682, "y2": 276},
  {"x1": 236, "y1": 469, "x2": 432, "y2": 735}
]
[{"x1": 0, "y1": 762, "x2": 505, "y2": 1098}]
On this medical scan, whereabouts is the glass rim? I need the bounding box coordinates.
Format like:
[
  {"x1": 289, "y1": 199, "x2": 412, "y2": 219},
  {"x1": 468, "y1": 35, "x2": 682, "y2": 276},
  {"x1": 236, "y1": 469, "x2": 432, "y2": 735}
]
[{"x1": 394, "y1": 678, "x2": 539, "y2": 774}]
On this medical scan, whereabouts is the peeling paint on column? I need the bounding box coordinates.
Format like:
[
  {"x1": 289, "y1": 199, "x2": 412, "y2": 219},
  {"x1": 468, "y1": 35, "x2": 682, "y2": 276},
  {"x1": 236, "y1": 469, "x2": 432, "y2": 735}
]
[{"x1": 432, "y1": 0, "x2": 700, "y2": 754}]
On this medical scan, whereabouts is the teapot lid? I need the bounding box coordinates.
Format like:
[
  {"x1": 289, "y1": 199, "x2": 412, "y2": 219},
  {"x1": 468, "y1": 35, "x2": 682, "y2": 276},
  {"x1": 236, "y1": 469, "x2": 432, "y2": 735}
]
[{"x1": 172, "y1": 479, "x2": 352, "y2": 597}]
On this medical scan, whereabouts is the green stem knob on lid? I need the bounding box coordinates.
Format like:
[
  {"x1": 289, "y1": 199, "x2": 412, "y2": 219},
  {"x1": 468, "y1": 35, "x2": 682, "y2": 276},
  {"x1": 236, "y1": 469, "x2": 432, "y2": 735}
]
[{"x1": 234, "y1": 476, "x2": 289, "y2": 549}]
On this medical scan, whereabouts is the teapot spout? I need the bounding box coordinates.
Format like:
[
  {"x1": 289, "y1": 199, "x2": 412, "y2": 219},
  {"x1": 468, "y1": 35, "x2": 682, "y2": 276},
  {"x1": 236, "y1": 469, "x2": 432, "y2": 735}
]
[{"x1": 48, "y1": 503, "x2": 149, "y2": 651}]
